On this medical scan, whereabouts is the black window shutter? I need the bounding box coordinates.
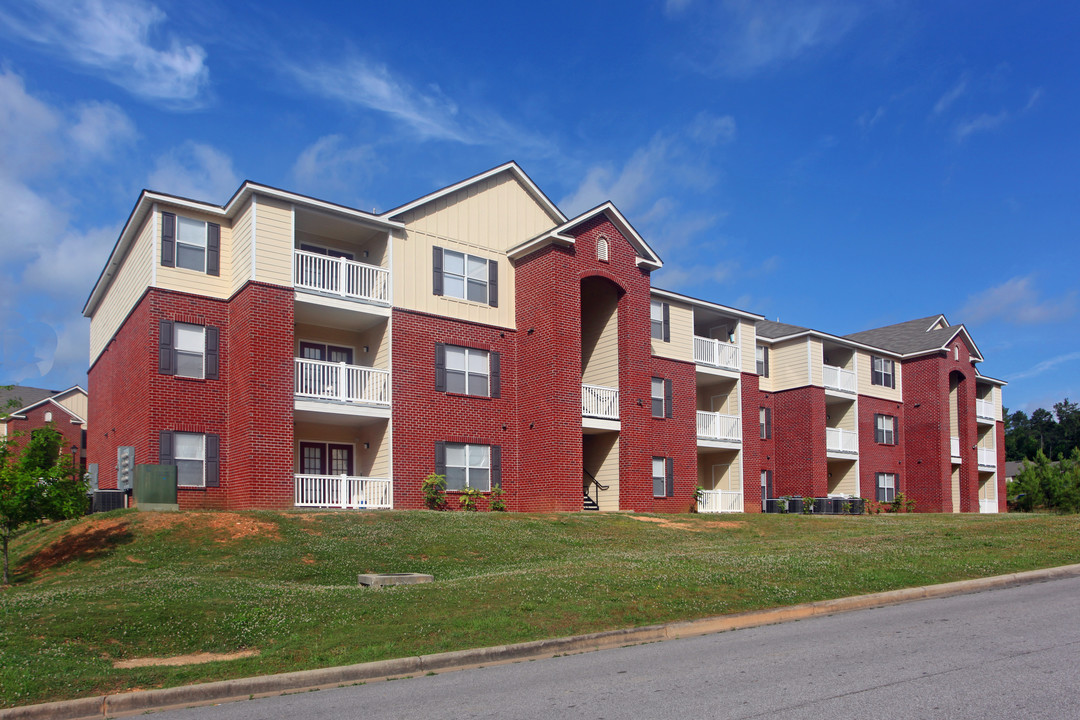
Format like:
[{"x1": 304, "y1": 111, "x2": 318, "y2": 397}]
[
  {"x1": 205, "y1": 326, "x2": 220, "y2": 380},
  {"x1": 764, "y1": 347, "x2": 769, "y2": 377},
  {"x1": 159, "y1": 319, "x2": 175, "y2": 375},
  {"x1": 664, "y1": 378, "x2": 674, "y2": 418},
  {"x1": 890, "y1": 360, "x2": 896, "y2": 389},
  {"x1": 490, "y1": 351, "x2": 501, "y2": 398},
  {"x1": 434, "y1": 343, "x2": 447, "y2": 391},
  {"x1": 871, "y1": 357, "x2": 879, "y2": 386},
  {"x1": 159, "y1": 430, "x2": 174, "y2": 465},
  {"x1": 874, "y1": 414, "x2": 882, "y2": 443},
  {"x1": 491, "y1": 445, "x2": 502, "y2": 488},
  {"x1": 205, "y1": 433, "x2": 220, "y2": 487},
  {"x1": 665, "y1": 457, "x2": 674, "y2": 497},
  {"x1": 434, "y1": 441, "x2": 447, "y2": 477},
  {"x1": 662, "y1": 303, "x2": 670, "y2": 342},
  {"x1": 206, "y1": 223, "x2": 220, "y2": 276},
  {"x1": 765, "y1": 407, "x2": 772, "y2": 439},
  {"x1": 893, "y1": 417, "x2": 898, "y2": 446},
  {"x1": 488, "y1": 259, "x2": 498, "y2": 307},
  {"x1": 432, "y1": 246, "x2": 444, "y2": 296},
  {"x1": 161, "y1": 212, "x2": 176, "y2": 268}
]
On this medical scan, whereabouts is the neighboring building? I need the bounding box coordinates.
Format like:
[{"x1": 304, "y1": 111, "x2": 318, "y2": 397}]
[
  {"x1": 1, "y1": 385, "x2": 89, "y2": 470},
  {"x1": 82, "y1": 162, "x2": 1006, "y2": 513}
]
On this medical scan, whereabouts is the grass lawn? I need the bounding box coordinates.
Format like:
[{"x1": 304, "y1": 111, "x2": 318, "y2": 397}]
[{"x1": 1, "y1": 509, "x2": 1078, "y2": 707}]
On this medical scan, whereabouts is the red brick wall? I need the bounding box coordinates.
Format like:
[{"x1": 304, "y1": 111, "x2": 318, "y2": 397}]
[
  {"x1": 900, "y1": 353, "x2": 950, "y2": 511},
  {"x1": 740, "y1": 373, "x2": 769, "y2": 512},
  {"x1": 643, "y1": 356, "x2": 699, "y2": 513},
  {"x1": 772, "y1": 386, "x2": 827, "y2": 497},
  {"x1": 3, "y1": 402, "x2": 84, "y2": 469},
  {"x1": 858, "y1": 396, "x2": 906, "y2": 500},
  {"x1": 391, "y1": 308, "x2": 520, "y2": 510}
]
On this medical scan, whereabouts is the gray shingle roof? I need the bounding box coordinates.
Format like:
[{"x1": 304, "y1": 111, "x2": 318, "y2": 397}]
[
  {"x1": 0, "y1": 385, "x2": 59, "y2": 414},
  {"x1": 842, "y1": 315, "x2": 957, "y2": 354},
  {"x1": 755, "y1": 320, "x2": 811, "y2": 339}
]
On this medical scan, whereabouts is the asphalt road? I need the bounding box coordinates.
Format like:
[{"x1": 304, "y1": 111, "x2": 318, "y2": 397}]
[{"x1": 148, "y1": 575, "x2": 1080, "y2": 719}]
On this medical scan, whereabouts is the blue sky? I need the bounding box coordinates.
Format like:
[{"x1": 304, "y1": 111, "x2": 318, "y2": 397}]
[{"x1": 0, "y1": 0, "x2": 1077, "y2": 413}]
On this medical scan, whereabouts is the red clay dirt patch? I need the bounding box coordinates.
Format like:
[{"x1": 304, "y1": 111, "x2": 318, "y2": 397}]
[
  {"x1": 17, "y1": 517, "x2": 134, "y2": 576},
  {"x1": 627, "y1": 516, "x2": 745, "y2": 532},
  {"x1": 137, "y1": 512, "x2": 280, "y2": 543}
]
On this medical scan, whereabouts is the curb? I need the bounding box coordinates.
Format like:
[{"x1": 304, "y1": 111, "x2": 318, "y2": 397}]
[{"x1": 6, "y1": 563, "x2": 1079, "y2": 719}]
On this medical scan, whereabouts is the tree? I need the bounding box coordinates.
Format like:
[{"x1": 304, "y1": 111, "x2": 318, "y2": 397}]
[{"x1": 0, "y1": 427, "x2": 88, "y2": 585}]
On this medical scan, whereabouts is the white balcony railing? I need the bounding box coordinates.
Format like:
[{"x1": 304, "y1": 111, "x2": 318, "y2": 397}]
[
  {"x1": 950, "y1": 436, "x2": 961, "y2": 460},
  {"x1": 980, "y1": 498, "x2": 998, "y2": 514},
  {"x1": 294, "y1": 358, "x2": 390, "y2": 406},
  {"x1": 975, "y1": 399, "x2": 995, "y2": 421},
  {"x1": 294, "y1": 249, "x2": 390, "y2": 304},
  {"x1": 696, "y1": 411, "x2": 742, "y2": 442},
  {"x1": 693, "y1": 336, "x2": 740, "y2": 372},
  {"x1": 295, "y1": 474, "x2": 392, "y2": 509},
  {"x1": 823, "y1": 364, "x2": 857, "y2": 394},
  {"x1": 978, "y1": 447, "x2": 997, "y2": 469},
  {"x1": 826, "y1": 427, "x2": 858, "y2": 454},
  {"x1": 582, "y1": 384, "x2": 619, "y2": 419},
  {"x1": 698, "y1": 490, "x2": 743, "y2": 513}
]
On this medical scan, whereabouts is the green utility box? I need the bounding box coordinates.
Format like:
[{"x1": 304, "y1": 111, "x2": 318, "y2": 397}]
[{"x1": 133, "y1": 464, "x2": 178, "y2": 511}]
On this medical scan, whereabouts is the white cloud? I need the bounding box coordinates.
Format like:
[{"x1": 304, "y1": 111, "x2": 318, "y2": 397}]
[
  {"x1": 0, "y1": 69, "x2": 62, "y2": 178},
  {"x1": 959, "y1": 275, "x2": 1077, "y2": 326},
  {"x1": 292, "y1": 135, "x2": 377, "y2": 192},
  {"x1": 67, "y1": 102, "x2": 137, "y2": 161},
  {"x1": 857, "y1": 106, "x2": 885, "y2": 130},
  {"x1": 148, "y1": 142, "x2": 240, "y2": 201},
  {"x1": 933, "y1": 75, "x2": 968, "y2": 116},
  {"x1": 688, "y1": 112, "x2": 737, "y2": 145},
  {"x1": 1024, "y1": 87, "x2": 1043, "y2": 113},
  {"x1": 954, "y1": 111, "x2": 1010, "y2": 142},
  {"x1": 22, "y1": 225, "x2": 118, "y2": 301},
  {"x1": 0, "y1": 0, "x2": 209, "y2": 105},
  {"x1": 1010, "y1": 352, "x2": 1080, "y2": 382}
]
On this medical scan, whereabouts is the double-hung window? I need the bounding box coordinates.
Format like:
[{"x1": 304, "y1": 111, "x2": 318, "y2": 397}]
[
  {"x1": 161, "y1": 212, "x2": 220, "y2": 276},
  {"x1": 871, "y1": 356, "x2": 896, "y2": 388},
  {"x1": 651, "y1": 377, "x2": 673, "y2": 418},
  {"x1": 652, "y1": 456, "x2": 674, "y2": 497},
  {"x1": 876, "y1": 473, "x2": 897, "y2": 502},
  {"x1": 435, "y1": 442, "x2": 502, "y2": 492},
  {"x1": 159, "y1": 320, "x2": 219, "y2": 380},
  {"x1": 160, "y1": 430, "x2": 220, "y2": 487},
  {"x1": 756, "y1": 345, "x2": 769, "y2": 377},
  {"x1": 650, "y1": 300, "x2": 670, "y2": 341},
  {"x1": 874, "y1": 414, "x2": 897, "y2": 445},
  {"x1": 433, "y1": 247, "x2": 498, "y2": 307},
  {"x1": 435, "y1": 344, "x2": 500, "y2": 397},
  {"x1": 759, "y1": 407, "x2": 772, "y2": 440}
]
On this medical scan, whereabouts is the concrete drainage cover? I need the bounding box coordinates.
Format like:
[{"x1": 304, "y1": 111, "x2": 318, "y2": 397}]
[{"x1": 358, "y1": 573, "x2": 434, "y2": 588}]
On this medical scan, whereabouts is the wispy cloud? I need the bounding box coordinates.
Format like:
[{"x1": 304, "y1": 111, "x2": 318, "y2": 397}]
[
  {"x1": 0, "y1": 0, "x2": 209, "y2": 106},
  {"x1": 857, "y1": 106, "x2": 885, "y2": 131},
  {"x1": 670, "y1": 0, "x2": 862, "y2": 77},
  {"x1": 933, "y1": 74, "x2": 968, "y2": 116},
  {"x1": 954, "y1": 111, "x2": 1010, "y2": 142},
  {"x1": 292, "y1": 135, "x2": 381, "y2": 199},
  {"x1": 1024, "y1": 87, "x2": 1043, "y2": 112},
  {"x1": 147, "y1": 142, "x2": 240, "y2": 202},
  {"x1": 1010, "y1": 352, "x2": 1080, "y2": 382},
  {"x1": 958, "y1": 275, "x2": 1077, "y2": 326}
]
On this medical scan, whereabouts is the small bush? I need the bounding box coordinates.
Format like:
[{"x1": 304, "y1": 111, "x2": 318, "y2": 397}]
[
  {"x1": 458, "y1": 487, "x2": 482, "y2": 512},
  {"x1": 489, "y1": 485, "x2": 507, "y2": 512},
  {"x1": 421, "y1": 473, "x2": 447, "y2": 510}
]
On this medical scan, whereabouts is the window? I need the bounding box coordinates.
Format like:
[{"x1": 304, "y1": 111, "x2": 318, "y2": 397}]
[
  {"x1": 299, "y1": 342, "x2": 352, "y2": 364},
  {"x1": 650, "y1": 300, "x2": 670, "y2": 341},
  {"x1": 299, "y1": 442, "x2": 353, "y2": 476},
  {"x1": 435, "y1": 442, "x2": 501, "y2": 492},
  {"x1": 160, "y1": 430, "x2": 220, "y2": 487},
  {"x1": 161, "y1": 212, "x2": 220, "y2": 276},
  {"x1": 954, "y1": 346, "x2": 959, "y2": 361},
  {"x1": 432, "y1": 247, "x2": 498, "y2": 307},
  {"x1": 756, "y1": 345, "x2": 769, "y2": 377},
  {"x1": 876, "y1": 472, "x2": 897, "y2": 502},
  {"x1": 652, "y1": 456, "x2": 674, "y2": 497},
  {"x1": 759, "y1": 407, "x2": 772, "y2": 440},
  {"x1": 651, "y1": 377, "x2": 673, "y2": 418},
  {"x1": 874, "y1": 414, "x2": 897, "y2": 445},
  {"x1": 435, "y1": 344, "x2": 500, "y2": 397},
  {"x1": 871, "y1": 356, "x2": 896, "y2": 388},
  {"x1": 597, "y1": 235, "x2": 609, "y2": 262},
  {"x1": 159, "y1": 320, "x2": 219, "y2": 380},
  {"x1": 761, "y1": 469, "x2": 773, "y2": 510}
]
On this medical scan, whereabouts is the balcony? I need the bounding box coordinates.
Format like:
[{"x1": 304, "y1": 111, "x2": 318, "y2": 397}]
[
  {"x1": 825, "y1": 428, "x2": 858, "y2": 455},
  {"x1": 294, "y1": 249, "x2": 390, "y2": 305},
  {"x1": 697, "y1": 490, "x2": 743, "y2": 513},
  {"x1": 823, "y1": 364, "x2": 856, "y2": 394},
  {"x1": 696, "y1": 411, "x2": 742, "y2": 443},
  {"x1": 979, "y1": 498, "x2": 998, "y2": 514},
  {"x1": 978, "y1": 447, "x2": 997, "y2": 470},
  {"x1": 950, "y1": 436, "x2": 961, "y2": 462},
  {"x1": 294, "y1": 474, "x2": 392, "y2": 509},
  {"x1": 976, "y1": 399, "x2": 995, "y2": 422},
  {"x1": 693, "y1": 336, "x2": 740, "y2": 372},
  {"x1": 582, "y1": 384, "x2": 619, "y2": 420},
  {"x1": 294, "y1": 358, "x2": 390, "y2": 406}
]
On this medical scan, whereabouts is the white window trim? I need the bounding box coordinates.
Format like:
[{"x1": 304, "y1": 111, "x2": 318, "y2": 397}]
[
  {"x1": 650, "y1": 300, "x2": 666, "y2": 340},
  {"x1": 176, "y1": 216, "x2": 208, "y2": 273},
  {"x1": 651, "y1": 377, "x2": 665, "y2": 417},
  {"x1": 445, "y1": 345, "x2": 491, "y2": 397},
  {"x1": 446, "y1": 442, "x2": 491, "y2": 491},
  {"x1": 652, "y1": 456, "x2": 667, "y2": 498},
  {"x1": 877, "y1": 472, "x2": 897, "y2": 502},
  {"x1": 175, "y1": 432, "x2": 206, "y2": 488},
  {"x1": 442, "y1": 249, "x2": 490, "y2": 305},
  {"x1": 175, "y1": 322, "x2": 207, "y2": 379}
]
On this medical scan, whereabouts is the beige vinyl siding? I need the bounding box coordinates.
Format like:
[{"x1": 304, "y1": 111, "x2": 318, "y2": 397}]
[
  {"x1": 581, "y1": 285, "x2": 619, "y2": 387},
  {"x1": 156, "y1": 206, "x2": 234, "y2": 299},
  {"x1": 830, "y1": 401, "x2": 857, "y2": 431},
  {"x1": 857, "y1": 350, "x2": 903, "y2": 401},
  {"x1": 295, "y1": 323, "x2": 389, "y2": 370},
  {"x1": 978, "y1": 474, "x2": 996, "y2": 500},
  {"x1": 827, "y1": 460, "x2": 858, "y2": 496},
  {"x1": 294, "y1": 421, "x2": 390, "y2": 478},
  {"x1": 584, "y1": 433, "x2": 619, "y2": 511},
  {"x1": 54, "y1": 391, "x2": 88, "y2": 425},
  {"x1": 977, "y1": 424, "x2": 995, "y2": 448},
  {"x1": 949, "y1": 380, "x2": 959, "y2": 437},
  {"x1": 253, "y1": 196, "x2": 294, "y2": 287},
  {"x1": 651, "y1": 298, "x2": 693, "y2": 362},
  {"x1": 739, "y1": 320, "x2": 756, "y2": 373},
  {"x1": 230, "y1": 199, "x2": 254, "y2": 296},
  {"x1": 698, "y1": 450, "x2": 740, "y2": 493},
  {"x1": 951, "y1": 466, "x2": 961, "y2": 512},
  {"x1": 392, "y1": 173, "x2": 558, "y2": 328},
  {"x1": 992, "y1": 386, "x2": 1003, "y2": 421},
  {"x1": 770, "y1": 338, "x2": 810, "y2": 391},
  {"x1": 698, "y1": 384, "x2": 739, "y2": 415},
  {"x1": 808, "y1": 337, "x2": 823, "y2": 387},
  {"x1": 89, "y1": 214, "x2": 155, "y2": 362}
]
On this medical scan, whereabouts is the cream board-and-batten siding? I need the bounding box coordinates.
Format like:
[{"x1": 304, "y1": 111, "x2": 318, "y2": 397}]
[
  {"x1": 155, "y1": 206, "x2": 235, "y2": 300},
  {"x1": 253, "y1": 196, "x2": 294, "y2": 287},
  {"x1": 650, "y1": 299, "x2": 694, "y2": 363},
  {"x1": 89, "y1": 212, "x2": 155, "y2": 362}
]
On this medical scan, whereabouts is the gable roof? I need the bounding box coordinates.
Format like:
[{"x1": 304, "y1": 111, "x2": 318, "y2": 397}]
[
  {"x1": 507, "y1": 201, "x2": 664, "y2": 270},
  {"x1": 381, "y1": 161, "x2": 566, "y2": 224},
  {"x1": 755, "y1": 320, "x2": 811, "y2": 339},
  {"x1": 650, "y1": 288, "x2": 765, "y2": 322},
  {"x1": 0, "y1": 385, "x2": 58, "y2": 415},
  {"x1": 844, "y1": 315, "x2": 984, "y2": 361},
  {"x1": 2, "y1": 386, "x2": 86, "y2": 423}
]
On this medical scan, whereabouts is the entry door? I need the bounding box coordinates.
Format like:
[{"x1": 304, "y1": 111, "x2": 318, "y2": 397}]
[{"x1": 299, "y1": 442, "x2": 354, "y2": 476}]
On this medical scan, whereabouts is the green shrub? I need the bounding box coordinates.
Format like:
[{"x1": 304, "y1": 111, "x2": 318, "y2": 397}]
[{"x1": 421, "y1": 473, "x2": 447, "y2": 510}]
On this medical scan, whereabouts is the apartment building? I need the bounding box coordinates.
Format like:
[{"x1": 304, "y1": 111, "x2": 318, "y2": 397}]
[
  {"x1": 1, "y1": 385, "x2": 88, "y2": 471},
  {"x1": 83, "y1": 162, "x2": 1006, "y2": 513}
]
